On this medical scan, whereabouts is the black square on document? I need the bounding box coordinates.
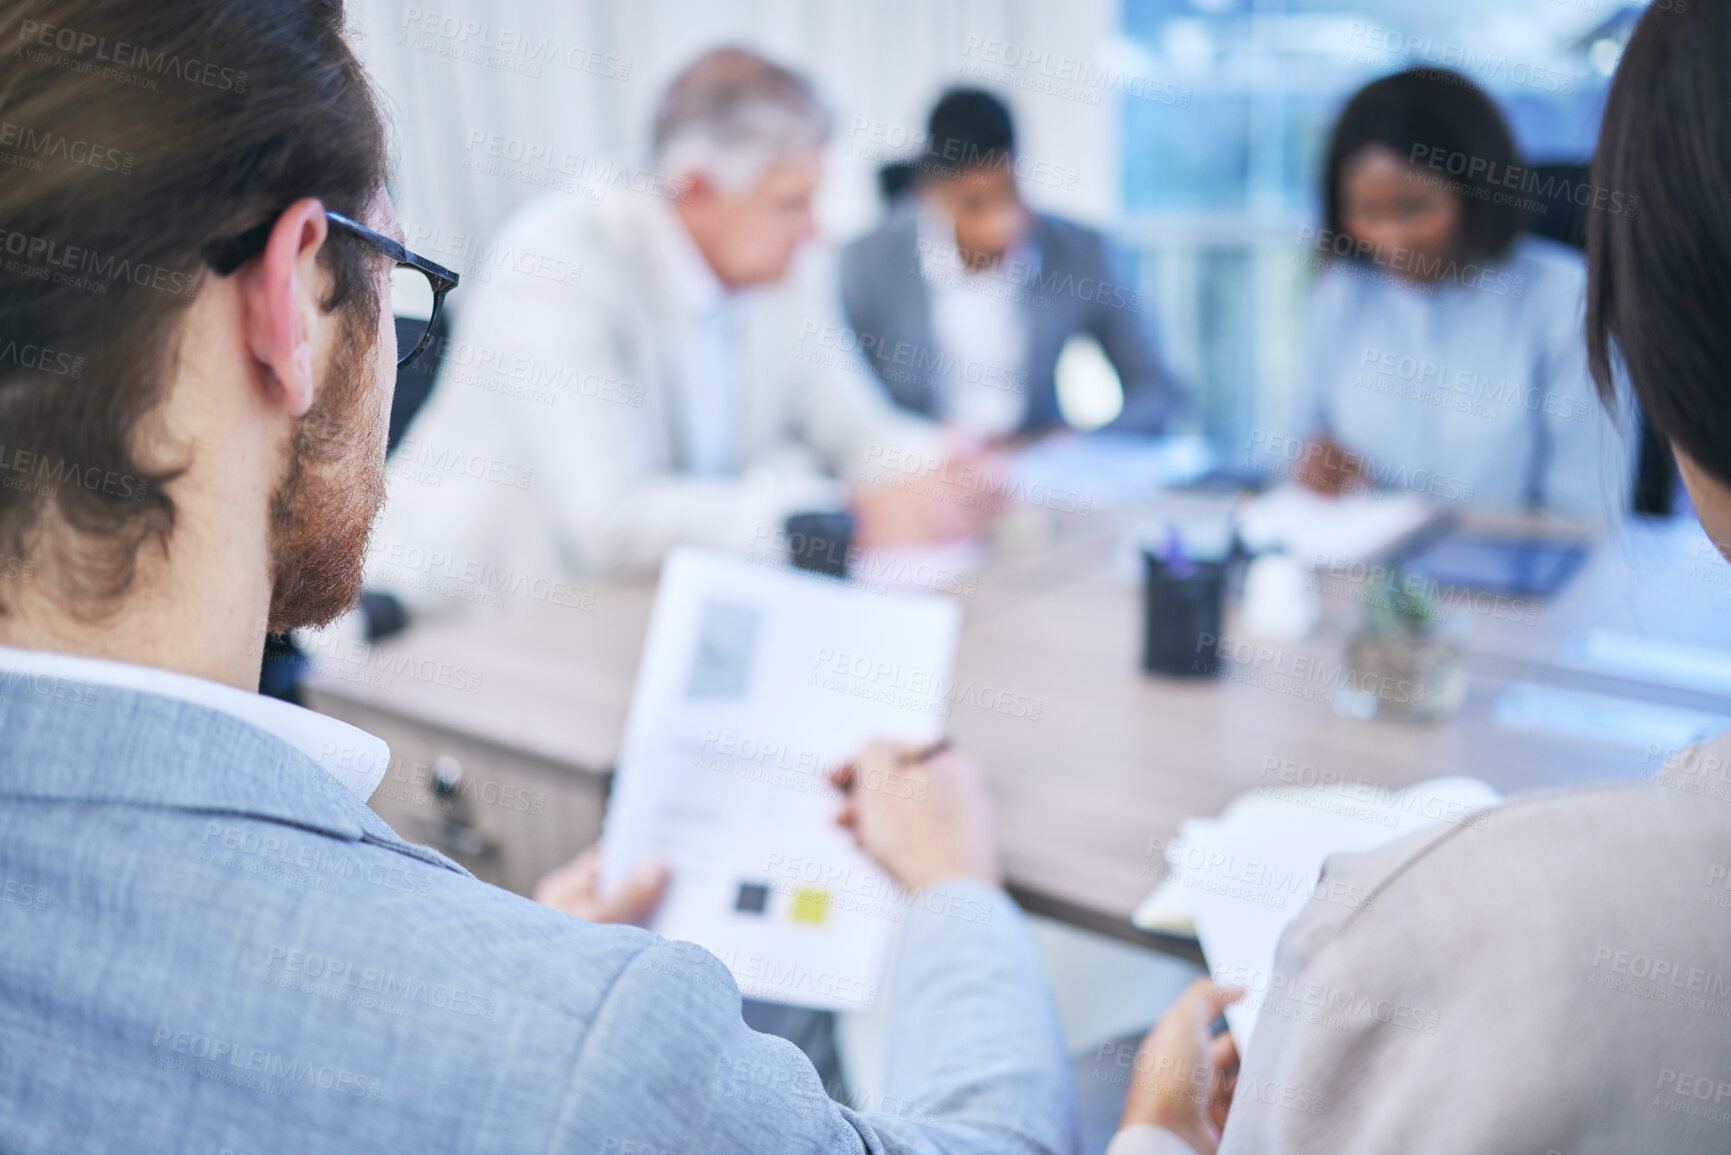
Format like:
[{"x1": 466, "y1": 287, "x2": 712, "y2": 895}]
[{"x1": 735, "y1": 882, "x2": 769, "y2": 914}]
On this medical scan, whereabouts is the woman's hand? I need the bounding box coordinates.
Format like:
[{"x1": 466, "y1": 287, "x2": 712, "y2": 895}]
[
  {"x1": 1294, "y1": 433, "x2": 1367, "y2": 496},
  {"x1": 1118, "y1": 978, "x2": 1244, "y2": 1155}
]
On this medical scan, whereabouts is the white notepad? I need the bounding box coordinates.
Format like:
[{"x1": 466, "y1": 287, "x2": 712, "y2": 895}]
[
  {"x1": 1132, "y1": 776, "x2": 1503, "y2": 1050},
  {"x1": 600, "y1": 549, "x2": 961, "y2": 1012},
  {"x1": 1235, "y1": 484, "x2": 1437, "y2": 567}
]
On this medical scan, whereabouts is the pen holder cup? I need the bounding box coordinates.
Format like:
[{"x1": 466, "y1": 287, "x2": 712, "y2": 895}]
[
  {"x1": 784, "y1": 510, "x2": 855, "y2": 580},
  {"x1": 1141, "y1": 552, "x2": 1227, "y2": 678}
]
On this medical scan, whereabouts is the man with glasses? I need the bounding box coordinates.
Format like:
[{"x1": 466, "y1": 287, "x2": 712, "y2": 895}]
[
  {"x1": 0, "y1": 4, "x2": 1072, "y2": 1153},
  {"x1": 203, "y1": 210, "x2": 459, "y2": 372}
]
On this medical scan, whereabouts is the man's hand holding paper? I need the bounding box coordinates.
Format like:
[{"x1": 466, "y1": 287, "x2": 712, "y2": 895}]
[{"x1": 831, "y1": 741, "x2": 1002, "y2": 893}]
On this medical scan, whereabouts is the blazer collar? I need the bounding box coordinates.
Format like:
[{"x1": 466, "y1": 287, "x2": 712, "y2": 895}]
[
  {"x1": 0, "y1": 643, "x2": 388, "y2": 799},
  {"x1": 0, "y1": 670, "x2": 460, "y2": 871}
]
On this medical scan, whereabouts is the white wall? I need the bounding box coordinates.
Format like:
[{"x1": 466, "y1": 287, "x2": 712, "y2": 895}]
[{"x1": 350, "y1": 0, "x2": 1122, "y2": 279}]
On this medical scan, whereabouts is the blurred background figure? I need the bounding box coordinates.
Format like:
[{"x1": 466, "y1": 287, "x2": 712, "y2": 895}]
[
  {"x1": 843, "y1": 88, "x2": 1185, "y2": 445},
  {"x1": 367, "y1": 46, "x2": 989, "y2": 616},
  {"x1": 345, "y1": 1, "x2": 1672, "y2": 529},
  {"x1": 1285, "y1": 68, "x2": 1630, "y2": 518}
]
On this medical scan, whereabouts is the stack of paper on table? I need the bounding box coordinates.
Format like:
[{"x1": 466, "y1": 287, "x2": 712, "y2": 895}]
[
  {"x1": 1132, "y1": 775, "x2": 1502, "y2": 1050},
  {"x1": 1235, "y1": 484, "x2": 1438, "y2": 567},
  {"x1": 600, "y1": 549, "x2": 961, "y2": 1012}
]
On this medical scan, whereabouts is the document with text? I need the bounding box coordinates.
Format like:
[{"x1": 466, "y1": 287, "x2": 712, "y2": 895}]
[{"x1": 600, "y1": 549, "x2": 961, "y2": 1012}]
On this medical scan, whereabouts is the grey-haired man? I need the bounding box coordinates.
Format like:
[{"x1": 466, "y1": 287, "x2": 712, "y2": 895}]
[{"x1": 370, "y1": 48, "x2": 995, "y2": 600}]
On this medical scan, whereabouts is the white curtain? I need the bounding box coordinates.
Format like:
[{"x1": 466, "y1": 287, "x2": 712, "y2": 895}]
[{"x1": 349, "y1": 0, "x2": 1121, "y2": 293}]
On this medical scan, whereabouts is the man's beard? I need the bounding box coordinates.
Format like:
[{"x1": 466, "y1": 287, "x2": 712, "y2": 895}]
[{"x1": 265, "y1": 313, "x2": 388, "y2": 633}]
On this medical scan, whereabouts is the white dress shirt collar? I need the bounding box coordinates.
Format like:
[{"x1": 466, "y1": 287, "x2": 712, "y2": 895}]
[
  {"x1": 0, "y1": 643, "x2": 389, "y2": 801},
  {"x1": 913, "y1": 205, "x2": 1034, "y2": 438}
]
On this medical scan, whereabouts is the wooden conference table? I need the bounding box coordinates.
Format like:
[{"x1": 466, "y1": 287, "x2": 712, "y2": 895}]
[{"x1": 306, "y1": 504, "x2": 1728, "y2": 960}]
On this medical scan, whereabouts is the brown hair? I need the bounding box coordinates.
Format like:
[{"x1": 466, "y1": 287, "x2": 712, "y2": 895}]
[{"x1": 0, "y1": 0, "x2": 385, "y2": 614}]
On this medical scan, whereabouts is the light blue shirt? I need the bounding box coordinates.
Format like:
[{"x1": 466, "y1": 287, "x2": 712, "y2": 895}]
[
  {"x1": 684, "y1": 296, "x2": 745, "y2": 476},
  {"x1": 654, "y1": 200, "x2": 743, "y2": 477},
  {"x1": 0, "y1": 648, "x2": 1076, "y2": 1153},
  {"x1": 1297, "y1": 237, "x2": 1629, "y2": 519}
]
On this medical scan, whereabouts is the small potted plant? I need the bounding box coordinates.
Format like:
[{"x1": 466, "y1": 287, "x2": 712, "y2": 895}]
[{"x1": 1335, "y1": 570, "x2": 1468, "y2": 723}]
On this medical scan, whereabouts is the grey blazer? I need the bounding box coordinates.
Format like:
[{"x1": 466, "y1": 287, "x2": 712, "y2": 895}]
[
  {"x1": 0, "y1": 677, "x2": 1076, "y2": 1153},
  {"x1": 1117, "y1": 756, "x2": 1731, "y2": 1154},
  {"x1": 840, "y1": 209, "x2": 1182, "y2": 435}
]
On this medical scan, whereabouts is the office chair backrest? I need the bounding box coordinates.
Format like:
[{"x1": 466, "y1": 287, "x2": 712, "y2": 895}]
[
  {"x1": 387, "y1": 310, "x2": 451, "y2": 455},
  {"x1": 1522, "y1": 162, "x2": 1592, "y2": 252}
]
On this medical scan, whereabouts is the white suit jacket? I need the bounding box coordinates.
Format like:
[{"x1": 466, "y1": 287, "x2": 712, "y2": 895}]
[{"x1": 368, "y1": 190, "x2": 939, "y2": 609}]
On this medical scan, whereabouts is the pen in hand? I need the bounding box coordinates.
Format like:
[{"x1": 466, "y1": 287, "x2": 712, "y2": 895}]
[
  {"x1": 826, "y1": 738, "x2": 1002, "y2": 891},
  {"x1": 830, "y1": 738, "x2": 950, "y2": 794}
]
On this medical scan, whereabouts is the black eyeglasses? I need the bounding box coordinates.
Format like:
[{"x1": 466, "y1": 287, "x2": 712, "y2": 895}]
[{"x1": 202, "y1": 209, "x2": 459, "y2": 369}]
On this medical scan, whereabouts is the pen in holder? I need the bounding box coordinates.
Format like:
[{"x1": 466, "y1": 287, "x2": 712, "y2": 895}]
[
  {"x1": 1142, "y1": 529, "x2": 1227, "y2": 678},
  {"x1": 784, "y1": 510, "x2": 854, "y2": 580}
]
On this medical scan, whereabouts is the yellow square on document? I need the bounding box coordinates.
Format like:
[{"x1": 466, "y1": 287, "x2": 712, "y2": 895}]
[{"x1": 791, "y1": 887, "x2": 830, "y2": 925}]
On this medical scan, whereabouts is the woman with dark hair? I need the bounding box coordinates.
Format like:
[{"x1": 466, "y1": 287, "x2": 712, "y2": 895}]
[
  {"x1": 1291, "y1": 68, "x2": 1627, "y2": 519},
  {"x1": 1106, "y1": 15, "x2": 1731, "y2": 1153}
]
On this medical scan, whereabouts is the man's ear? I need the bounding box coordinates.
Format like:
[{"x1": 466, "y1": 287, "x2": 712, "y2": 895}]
[
  {"x1": 241, "y1": 197, "x2": 330, "y2": 419},
  {"x1": 676, "y1": 171, "x2": 720, "y2": 212}
]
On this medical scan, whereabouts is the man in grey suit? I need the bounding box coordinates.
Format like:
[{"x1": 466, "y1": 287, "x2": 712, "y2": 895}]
[
  {"x1": 842, "y1": 88, "x2": 1182, "y2": 441},
  {"x1": 0, "y1": 5, "x2": 1073, "y2": 1153},
  {"x1": 1107, "y1": 6, "x2": 1731, "y2": 1152}
]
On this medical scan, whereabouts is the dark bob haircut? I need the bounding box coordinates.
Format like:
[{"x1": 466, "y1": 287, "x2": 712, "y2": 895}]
[
  {"x1": 1587, "y1": 3, "x2": 1731, "y2": 489},
  {"x1": 1322, "y1": 68, "x2": 1527, "y2": 264}
]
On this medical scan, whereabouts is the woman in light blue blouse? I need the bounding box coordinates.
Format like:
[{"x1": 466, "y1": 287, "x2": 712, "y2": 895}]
[{"x1": 1292, "y1": 69, "x2": 1629, "y2": 519}]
